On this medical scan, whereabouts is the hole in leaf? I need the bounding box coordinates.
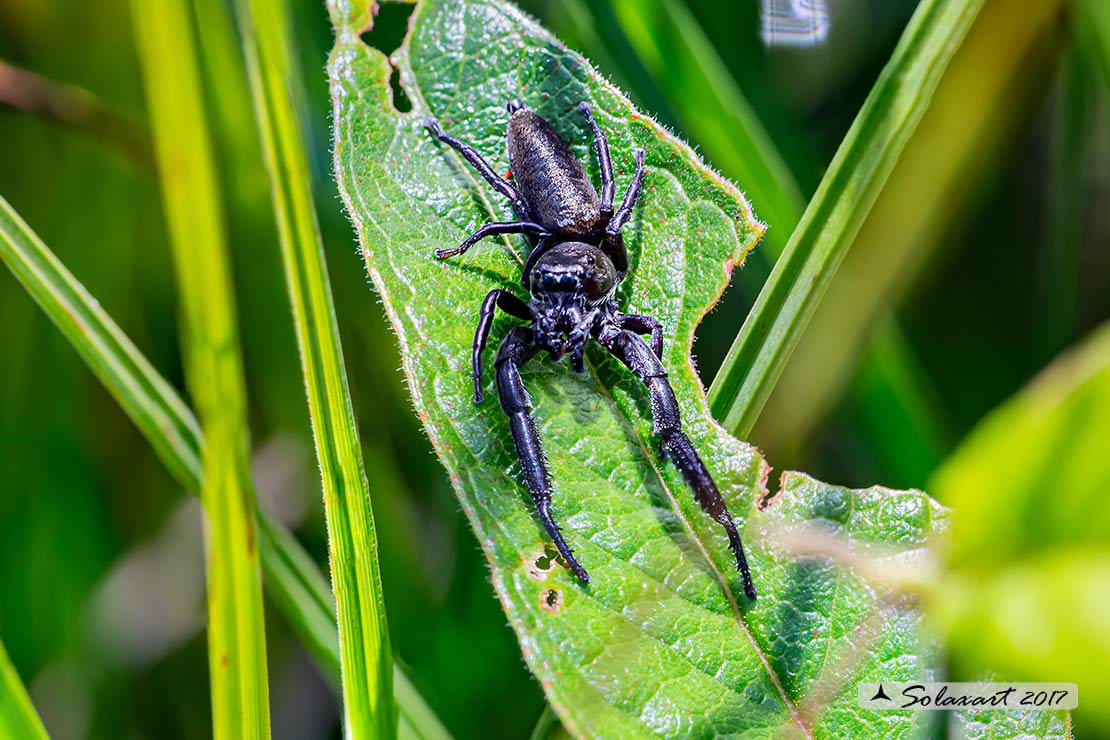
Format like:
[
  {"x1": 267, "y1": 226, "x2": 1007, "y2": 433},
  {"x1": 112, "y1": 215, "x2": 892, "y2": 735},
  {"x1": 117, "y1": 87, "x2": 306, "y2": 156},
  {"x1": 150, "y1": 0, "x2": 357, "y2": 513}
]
[
  {"x1": 526, "y1": 545, "x2": 562, "y2": 580},
  {"x1": 759, "y1": 469, "x2": 785, "y2": 509},
  {"x1": 360, "y1": 2, "x2": 414, "y2": 113},
  {"x1": 541, "y1": 588, "x2": 563, "y2": 613},
  {"x1": 387, "y1": 63, "x2": 412, "y2": 113}
]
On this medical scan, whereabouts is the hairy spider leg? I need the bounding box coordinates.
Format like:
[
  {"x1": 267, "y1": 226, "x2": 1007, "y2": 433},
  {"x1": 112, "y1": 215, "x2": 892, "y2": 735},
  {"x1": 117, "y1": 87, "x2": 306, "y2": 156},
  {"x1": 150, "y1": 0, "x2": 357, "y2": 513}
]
[
  {"x1": 597, "y1": 328, "x2": 757, "y2": 600},
  {"x1": 578, "y1": 102, "x2": 630, "y2": 279},
  {"x1": 424, "y1": 117, "x2": 532, "y2": 219},
  {"x1": 606, "y1": 148, "x2": 646, "y2": 238},
  {"x1": 436, "y1": 221, "x2": 549, "y2": 260},
  {"x1": 495, "y1": 326, "x2": 591, "y2": 583},
  {"x1": 577, "y1": 103, "x2": 615, "y2": 216},
  {"x1": 617, "y1": 313, "x2": 664, "y2": 359},
  {"x1": 472, "y1": 289, "x2": 531, "y2": 403}
]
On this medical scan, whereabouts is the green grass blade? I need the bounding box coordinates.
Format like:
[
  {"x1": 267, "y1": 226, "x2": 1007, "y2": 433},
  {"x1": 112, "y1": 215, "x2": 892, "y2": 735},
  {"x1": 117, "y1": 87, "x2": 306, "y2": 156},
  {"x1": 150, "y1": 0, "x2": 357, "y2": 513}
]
[
  {"x1": 393, "y1": 670, "x2": 451, "y2": 740},
  {"x1": 0, "y1": 194, "x2": 450, "y2": 740},
  {"x1": 849, "y1": 320, "x2": 951, "y2": 486},
  {"x1": 235, "y1": 0, "x2": 393, "y2": 735},
  {"x1": 0, "y1": 639, "x2": 49, "y2": 740},
  {"x1": 0, "y1": 195, "x2": 203, "y2": 490},
  {"x1": 1037, "y1": 43, "x2": 1096, "y2": 358},
  {"x1": 526, "y1": 705, "x2": 575, "y2": 740},
  {"x1": 707, "y1": 0, "x2": 985, "y2": 436},
  {"x1": 753, "y1": 0, "x2": 1067, "y2": 469},
  {"x1": 130, "y1": 0, "x2": 271, "y2": 736}
]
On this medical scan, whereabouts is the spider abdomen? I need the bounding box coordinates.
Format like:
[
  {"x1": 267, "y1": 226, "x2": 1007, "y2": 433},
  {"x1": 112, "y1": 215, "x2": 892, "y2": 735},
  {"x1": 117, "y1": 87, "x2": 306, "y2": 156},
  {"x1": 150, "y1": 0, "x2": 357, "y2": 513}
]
[{"x1": 508, "y1": 108, "x2": 600, "y2": 235}]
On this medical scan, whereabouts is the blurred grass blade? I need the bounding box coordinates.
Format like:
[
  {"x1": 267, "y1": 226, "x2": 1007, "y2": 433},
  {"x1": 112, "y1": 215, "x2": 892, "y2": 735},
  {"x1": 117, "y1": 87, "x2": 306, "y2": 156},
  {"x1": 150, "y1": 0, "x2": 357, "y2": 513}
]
[
  {"x1": 0, "y1": 194, "x2": 450, "y2": 740},
  {"x1": 394, "y1": 671, "x2": 451, "y2": 740},
  {"x1": 0, "y1": 195, "x2": 202, "y2": 490},
  {"x1": 0, "y1": 639, "x2": 49, "y2": 740},
  {"x1": 1037, "y1": 42, "x2": 1096, "y2": 358},
  {"x1": 1077, "y1": 0, "x2": 1110, "y2": 88},
  {"x1": 259, "y1": 518, "x2": 449, "y2": 740},
  {"x1": 236, "y1": 0, "x2": 394, "y2": 735},
  {"x1": 707, "y1": 0, "x2": 985, "y2": 436},
  {"x1": 607, "y1": 0, "x2": 801, "y2": 257},
  {"x1": 753, "y1": 0, "x2": 1066, "y2": 474},
  {"x1": 600, "y1": 0, "x2": 951, "y2": 481},
  {"x1": 527, "y1": 706, "x2": 565, "y2": 740},
  {"x1": 130, "y1": 0, "x2": 271, "y2": 736},
  {"x1": 849, "y1": 320, "x2": 951, "y2": 486}
]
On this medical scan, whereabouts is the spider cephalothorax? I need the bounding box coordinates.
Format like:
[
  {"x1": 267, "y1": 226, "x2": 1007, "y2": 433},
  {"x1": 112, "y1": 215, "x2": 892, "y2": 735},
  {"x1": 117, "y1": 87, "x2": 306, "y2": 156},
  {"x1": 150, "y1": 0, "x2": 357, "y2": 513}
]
[
  {"x1": 529, "y1": 242, "x2": 616, "y2": 370},
  {"x1": 425, "y1": 100, "x2": 757, "y2": 599}
]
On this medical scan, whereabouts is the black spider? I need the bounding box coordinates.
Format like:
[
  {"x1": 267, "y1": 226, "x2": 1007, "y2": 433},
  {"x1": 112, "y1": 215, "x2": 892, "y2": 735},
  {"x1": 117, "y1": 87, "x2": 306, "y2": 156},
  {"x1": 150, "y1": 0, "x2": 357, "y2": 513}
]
[{"x1": 424, "y1": 100, "x2": 757, "y2": 600}]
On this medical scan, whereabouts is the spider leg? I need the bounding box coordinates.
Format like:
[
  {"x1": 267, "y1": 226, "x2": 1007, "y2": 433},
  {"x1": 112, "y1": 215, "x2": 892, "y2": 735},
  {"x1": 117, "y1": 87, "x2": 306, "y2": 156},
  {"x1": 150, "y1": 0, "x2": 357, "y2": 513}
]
[
  {"x1": 577, "y1": 102, "x2": 615, "y2": 216},
  {"x1": 599, "y1": 146, "x2": 643, "y2": 279},
  {"x1": 424, "y1": 117, "x2": 532, "y2": 219},
  {"x1": 473, "y1": 289, "x2": 530, "y2": 403},
  {"x1": 495, "y1": 326, "x2": 590, "y2": 583},
  {"x1": 603, "y1": 232, "x2": 630, "y2": 280},
  {"x1": 606, "y1": 147, "x2": 646, "y2": 237},
  {"x1": 597, "y1": 328, "x2": 756, "y2": 599},
  {"x1": 617, "y1": 313, "x2": 663, "y2": 359},
  {"x1": 436, "y1": 221, "x2": 549, "y2": 260}
]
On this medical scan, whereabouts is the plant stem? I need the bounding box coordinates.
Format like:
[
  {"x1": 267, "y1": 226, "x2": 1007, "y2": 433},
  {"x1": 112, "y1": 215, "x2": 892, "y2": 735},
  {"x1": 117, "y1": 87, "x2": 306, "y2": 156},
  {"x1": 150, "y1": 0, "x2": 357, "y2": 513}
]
[
  {"x1": 235, "y1": 0, "x2": 394, "y2": 735},
  {"x1": 131, "y1": 0, "x2": 272, "y2": 735}
]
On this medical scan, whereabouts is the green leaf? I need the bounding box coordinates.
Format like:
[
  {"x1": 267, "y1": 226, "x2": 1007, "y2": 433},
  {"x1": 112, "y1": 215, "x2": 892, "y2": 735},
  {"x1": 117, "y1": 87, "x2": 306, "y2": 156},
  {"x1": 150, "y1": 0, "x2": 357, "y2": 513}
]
[
  {"x1": 0, "y1": 639, "x2": 49, "y2": 740},
  {"x1": 329, "y1": 1, "x2": 947, "y2": 735},
  {"x1": 933, "y1": 324, "x2": 1110, "y2": 569},
  {"x1": 706, "y1": 0, "x2": 985, "y2": 437},
  {"x1": 953, "y1": 704, "x2": 1073, "y2": 740},
  {"x1": 235, "y1": 0, "x2": 394, "y2": 735},
  {"x1": 931, "y1": 323, "x2": 1110, "y2": 734},
  {"x1": 131, "y1": 0, "x2": 272, "y2": 734}
]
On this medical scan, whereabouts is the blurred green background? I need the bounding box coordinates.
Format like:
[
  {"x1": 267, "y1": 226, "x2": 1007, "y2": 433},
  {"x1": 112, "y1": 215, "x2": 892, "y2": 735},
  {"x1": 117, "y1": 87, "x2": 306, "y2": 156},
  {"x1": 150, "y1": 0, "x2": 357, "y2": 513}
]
[{"x1": 1, "y1": 0, "x2": 1107, "y2": 738}]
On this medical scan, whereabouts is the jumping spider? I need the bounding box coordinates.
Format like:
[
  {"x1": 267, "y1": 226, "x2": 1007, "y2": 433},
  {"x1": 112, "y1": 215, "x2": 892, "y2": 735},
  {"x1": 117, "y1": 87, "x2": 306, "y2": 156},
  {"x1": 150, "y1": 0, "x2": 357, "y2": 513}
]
[{"x1": 424, "y1": 99, "x2": 757, "y2": 599}]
